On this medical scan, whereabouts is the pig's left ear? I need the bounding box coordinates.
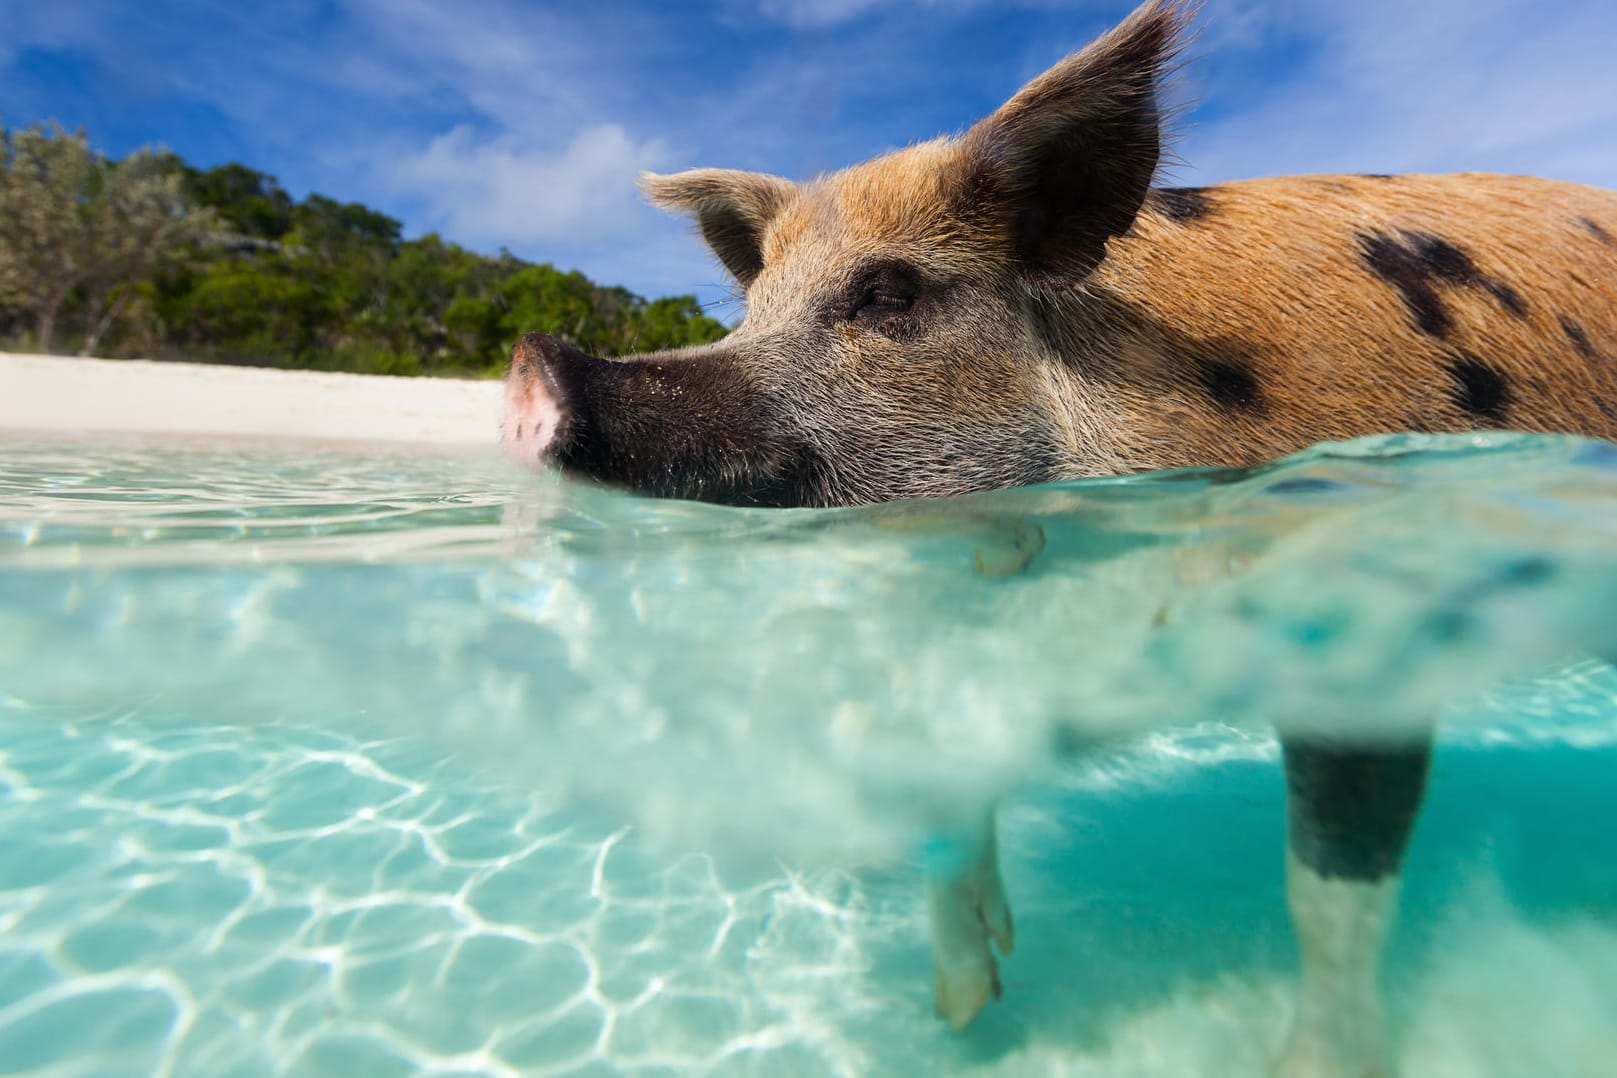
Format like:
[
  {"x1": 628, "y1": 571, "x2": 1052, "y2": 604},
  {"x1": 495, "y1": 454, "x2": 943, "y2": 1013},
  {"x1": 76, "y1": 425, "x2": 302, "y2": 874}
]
[
  {"x1": 641, "y1": 169, "x2": 798, "y2": 288},
  {"x1": 956, "y1": 0, "x2": 1188, "y2": 280}
]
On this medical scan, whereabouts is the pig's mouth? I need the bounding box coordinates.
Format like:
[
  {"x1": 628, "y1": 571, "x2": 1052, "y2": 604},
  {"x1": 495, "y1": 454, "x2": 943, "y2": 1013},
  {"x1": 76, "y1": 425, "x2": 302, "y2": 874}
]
[{"x1": 503, "y1": 332, "x2": 827, "y2": 508}]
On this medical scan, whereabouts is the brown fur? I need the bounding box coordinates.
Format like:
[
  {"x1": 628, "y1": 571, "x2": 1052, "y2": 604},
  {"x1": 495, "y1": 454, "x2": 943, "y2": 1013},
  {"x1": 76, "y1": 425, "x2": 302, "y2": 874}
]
[{"x1": 1073, "y1": 171, "x2": 1617, "y2": 472}]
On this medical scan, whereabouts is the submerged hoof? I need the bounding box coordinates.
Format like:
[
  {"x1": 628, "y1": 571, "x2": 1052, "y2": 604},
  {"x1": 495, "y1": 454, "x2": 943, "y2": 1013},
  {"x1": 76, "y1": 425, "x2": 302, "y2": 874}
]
[
  {"x1": 973, "y1": 517, "x2": 1047, "y2": 578},
  {"x1": 934, "y1": 950, "x2": 1000, "y2": 1032},
  {"x1": 926, "y1": 832, "x2": 1015, "y2": 1031},
  {"x1": 1275, "y1": 1011, "x2": 1392, "y2": 1078}
]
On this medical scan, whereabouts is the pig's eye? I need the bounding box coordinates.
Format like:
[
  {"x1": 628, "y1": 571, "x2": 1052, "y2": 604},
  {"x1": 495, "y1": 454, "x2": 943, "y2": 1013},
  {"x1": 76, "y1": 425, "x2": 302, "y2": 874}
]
[
  {"x1": 849, "y1": 266, "x2": 919, "y2": 322},
  {"x1": 863, "y1": 291, "x2": 913, "y2": 313}
]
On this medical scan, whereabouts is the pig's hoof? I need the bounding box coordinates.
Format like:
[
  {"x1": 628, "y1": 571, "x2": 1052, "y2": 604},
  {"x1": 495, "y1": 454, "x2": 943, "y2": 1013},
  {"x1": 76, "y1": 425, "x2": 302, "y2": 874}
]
[
  {"x1": 934, "y1": 951, "x2": 999, "y2": 1032},
  {"x1": 927, "y1": 852, "x2": 1015, "y2": 1030},
  {"x1": 973, "y1": 517, "x2": 1047, "y2": 578},
  {"x1": 1274, "y1": 1021, "x2": 1390, "y2": 1078}
]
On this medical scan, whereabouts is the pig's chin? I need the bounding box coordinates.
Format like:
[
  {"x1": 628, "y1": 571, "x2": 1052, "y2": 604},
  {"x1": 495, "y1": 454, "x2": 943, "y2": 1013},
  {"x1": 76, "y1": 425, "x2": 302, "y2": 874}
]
[
  {"x1": 535, "y1": 425, "x2": 1053, "y2": 509},
  {"x1": 545, "y1": 437, "x2": 832, "y2": 510},
  {"x1": 547, "y1": 447, "x2": 1049, "y2": 510}
]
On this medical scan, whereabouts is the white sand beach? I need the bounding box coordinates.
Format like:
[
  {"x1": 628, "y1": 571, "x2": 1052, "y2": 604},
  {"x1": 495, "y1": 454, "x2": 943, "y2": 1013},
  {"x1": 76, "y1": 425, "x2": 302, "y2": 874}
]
[{"x1": 0, "y1": 353, "x2": 505, "y2": 448}]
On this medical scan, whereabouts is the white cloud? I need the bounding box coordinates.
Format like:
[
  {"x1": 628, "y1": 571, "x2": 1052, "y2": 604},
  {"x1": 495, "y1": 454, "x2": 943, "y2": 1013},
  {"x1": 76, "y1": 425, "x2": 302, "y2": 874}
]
[
  {"x1": 750, "y1": 0, "x2": 1085, "y2": 30},
  {"x1": 1177, "y1": 0, "x2": 1617, "y2": 189},
  {"x1": 0, "y1": 0, "x2": 115, "y2": 66},
  {"x1": 391, "y1": 123, "x2": 672, "y2": 248},
  {"x1": 334, "y1": 0, "x2": 650, "y2": 134},
  {"x1": 756, "y1": 0, "x2": 894, "y2": 27}
]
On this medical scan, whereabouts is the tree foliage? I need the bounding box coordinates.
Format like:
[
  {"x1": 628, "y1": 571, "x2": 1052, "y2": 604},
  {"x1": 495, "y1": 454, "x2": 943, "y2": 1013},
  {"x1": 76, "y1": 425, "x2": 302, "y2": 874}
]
[
  {"x1": 0, "y1": 122, "x2": 728, "y2": 375},
  {"x1": 0, "y1": 123, "x2": 217, "y2": 354}
]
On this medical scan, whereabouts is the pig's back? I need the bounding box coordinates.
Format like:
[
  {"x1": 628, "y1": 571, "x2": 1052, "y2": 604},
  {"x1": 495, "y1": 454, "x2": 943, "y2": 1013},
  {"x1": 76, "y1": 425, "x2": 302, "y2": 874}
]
[{"x1": 1085, "y1": 173, "x2": 1617, "y2": 468}]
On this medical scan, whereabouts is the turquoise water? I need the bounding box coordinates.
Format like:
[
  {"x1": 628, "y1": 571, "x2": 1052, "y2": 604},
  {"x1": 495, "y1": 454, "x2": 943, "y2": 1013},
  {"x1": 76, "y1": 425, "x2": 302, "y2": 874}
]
[{"x1": 2, "y1": 431, "x2": 1616, "y2": 1076}]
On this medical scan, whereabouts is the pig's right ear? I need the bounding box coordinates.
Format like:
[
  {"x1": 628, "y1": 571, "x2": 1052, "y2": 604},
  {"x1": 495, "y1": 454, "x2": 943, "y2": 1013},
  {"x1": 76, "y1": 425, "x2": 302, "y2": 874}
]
[
  {"x1": 640, "y1": 169, "x2": 798, "y2": 288},
  {"x1": 955, "y1": 0, "x2": 1187, "y2": 281}
]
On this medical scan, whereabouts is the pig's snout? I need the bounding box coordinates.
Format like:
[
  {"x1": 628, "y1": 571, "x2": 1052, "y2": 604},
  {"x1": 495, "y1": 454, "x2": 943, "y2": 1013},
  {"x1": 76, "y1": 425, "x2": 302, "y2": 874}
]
[
  {"x1": 503, "y1": 332, "x2": 590, "y2": 465},
  {"x1": 499, "y1": 330, "x2": 820, "y2": 505}
]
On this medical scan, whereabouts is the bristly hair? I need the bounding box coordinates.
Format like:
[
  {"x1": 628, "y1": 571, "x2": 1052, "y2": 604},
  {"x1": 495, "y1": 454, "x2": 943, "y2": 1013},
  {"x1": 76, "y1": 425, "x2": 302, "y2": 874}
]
[{"x1": 1139, "y1": 1, "x2": 1204, "y2": 189}]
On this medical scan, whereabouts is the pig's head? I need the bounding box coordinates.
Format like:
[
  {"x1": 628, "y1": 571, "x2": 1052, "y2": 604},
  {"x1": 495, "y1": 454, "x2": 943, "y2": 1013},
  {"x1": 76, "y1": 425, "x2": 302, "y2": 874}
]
[{"x1": 503, "y1": 0, "x2": 1184, "y2": 507}]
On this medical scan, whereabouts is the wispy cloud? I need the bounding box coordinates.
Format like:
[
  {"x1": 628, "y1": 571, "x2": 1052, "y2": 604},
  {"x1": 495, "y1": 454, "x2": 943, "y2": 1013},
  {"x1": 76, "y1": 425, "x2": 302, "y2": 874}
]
[
  {"x1": 1178, "y1": 0, "x2": 1617, "y2": 188},
  {"x1": 392, "y1": 123, "x2": 671, "y2": 248},
  {"x1": 754, "y1": 0, "x2": 899, "y2": 29},
  {"x1": 745, "y1": 0, "x2": 1121, "y2": 31},
  {"x1": 0, "y1": 0, "x2": 118, "y2": 67}
]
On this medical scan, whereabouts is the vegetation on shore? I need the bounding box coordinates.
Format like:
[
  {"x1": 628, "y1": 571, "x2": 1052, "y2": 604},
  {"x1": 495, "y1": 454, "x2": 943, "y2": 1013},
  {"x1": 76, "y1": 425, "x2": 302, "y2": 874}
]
[{"x1": 0, "y1": 122, "x2": 728, "y2": 376}]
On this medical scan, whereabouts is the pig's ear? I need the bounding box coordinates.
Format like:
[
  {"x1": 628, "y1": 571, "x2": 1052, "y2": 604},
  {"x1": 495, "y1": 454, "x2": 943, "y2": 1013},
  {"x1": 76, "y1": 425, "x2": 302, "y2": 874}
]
[
  {"x1": 956, "y1": 0, "x2": 1187, "y2": 280},
  {"x1": 640, "y1": 169, "x2": 798, "y2": 288}
]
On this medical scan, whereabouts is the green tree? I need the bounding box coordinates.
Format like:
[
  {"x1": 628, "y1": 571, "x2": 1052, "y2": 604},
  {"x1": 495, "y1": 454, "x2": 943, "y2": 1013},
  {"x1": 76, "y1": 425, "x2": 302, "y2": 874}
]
[
  {"x1": 2, "y1": 122, "x2": 727, "y2": 372},
  {"x1": 0, "y1": 121, "x2": 213, "y2": 354},
  {"x1": 78, "y1": 151, "x2": 216, "y2": 355},
  {"x1": 632, "y1": 295, "x2": 728, "y2": 351},
  {"x1": 291, "y1": 194, "x2": 401, "y2": 259},
  {"x1": 170, "y1": 258, "x2": 329, "y2": 362},
  {"x1": 0, "y1": 122, "x2": 100, "y2": 350},
  {"x1": 379, "y1": 233, "x2": 507, "y2": 371},
  {"x1": 180, "y1": 162, "x2": 294, "y2": 241},
  {"x1": 496, "y1": 264, "x2": 606, "y2": 353}
]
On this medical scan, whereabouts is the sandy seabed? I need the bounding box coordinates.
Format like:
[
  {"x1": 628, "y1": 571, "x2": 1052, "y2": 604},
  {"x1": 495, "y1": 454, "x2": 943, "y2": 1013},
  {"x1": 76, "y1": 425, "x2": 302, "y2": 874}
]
[{"x1": 0, "y1": 352, "x2": 505, "y2": 448}]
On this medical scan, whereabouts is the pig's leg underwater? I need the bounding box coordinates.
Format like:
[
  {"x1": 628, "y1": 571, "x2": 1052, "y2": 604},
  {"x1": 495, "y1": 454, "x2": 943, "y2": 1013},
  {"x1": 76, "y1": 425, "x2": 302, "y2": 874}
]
[
  {"x1": 926, "y1": 811, "x2": 1015, "y2": 1030},
  {"x1": 927, "y1": 733, "x2": 1433, "y2": 1075},
  {"x1": 1277, "y1": 733, "x2": 1432, "y2": 1077},
  {"x1": 921, "y1": 520, "x2": 1041, "y2": 1026}
]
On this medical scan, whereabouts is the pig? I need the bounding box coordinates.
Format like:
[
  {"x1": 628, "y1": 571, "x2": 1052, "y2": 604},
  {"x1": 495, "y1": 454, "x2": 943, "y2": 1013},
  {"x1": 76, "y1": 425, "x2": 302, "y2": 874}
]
[{"x1": 502, "y1": 1, "x2": 1617, "y2": 1074}]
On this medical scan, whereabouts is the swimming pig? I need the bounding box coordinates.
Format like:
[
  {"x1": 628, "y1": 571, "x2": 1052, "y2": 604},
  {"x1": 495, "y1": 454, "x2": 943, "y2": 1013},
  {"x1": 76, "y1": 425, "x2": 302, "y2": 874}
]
[{"x1": 503, "y1": 2, "x2": 1617, "y2": 1073}]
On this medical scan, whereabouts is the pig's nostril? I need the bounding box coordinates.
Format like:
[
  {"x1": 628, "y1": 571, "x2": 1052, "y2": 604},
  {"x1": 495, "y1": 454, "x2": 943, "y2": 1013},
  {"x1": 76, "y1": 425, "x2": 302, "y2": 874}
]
[
  {"x1": 503, "y1": 336, "x2": 575, "y2": 465},
  {"x1": 503, "y1": 330, "x2": 613, "y2": 467}
]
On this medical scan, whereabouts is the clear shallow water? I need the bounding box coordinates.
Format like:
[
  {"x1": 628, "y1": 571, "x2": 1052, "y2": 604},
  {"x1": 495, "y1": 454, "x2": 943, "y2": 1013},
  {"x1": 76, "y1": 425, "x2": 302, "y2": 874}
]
[{"x1": 2, "y1": 432, "x2": 1616, "y2": 1076}]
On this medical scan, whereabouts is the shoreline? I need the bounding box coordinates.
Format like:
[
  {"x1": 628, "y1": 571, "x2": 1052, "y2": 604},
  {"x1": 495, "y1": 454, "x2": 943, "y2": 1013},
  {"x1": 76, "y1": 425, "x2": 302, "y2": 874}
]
[{"x1": 0, "y1": 353, "x2": 506, "y2": 450}]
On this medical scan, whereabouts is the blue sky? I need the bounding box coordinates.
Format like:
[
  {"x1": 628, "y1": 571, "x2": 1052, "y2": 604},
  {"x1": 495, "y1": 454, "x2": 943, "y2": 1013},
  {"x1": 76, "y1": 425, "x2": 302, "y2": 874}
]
[{"x1": 4, "y1": 0, "x2": 1616, "y2": 314}]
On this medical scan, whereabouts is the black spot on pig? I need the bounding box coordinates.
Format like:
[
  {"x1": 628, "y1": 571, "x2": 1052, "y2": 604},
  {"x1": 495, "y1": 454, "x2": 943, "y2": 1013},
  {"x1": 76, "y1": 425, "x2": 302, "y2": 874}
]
[
  {"x1": 1447, "y1": 355, "x2": 1512, "y2": 421},
  {"x1": 1357, "y1": 230, "x2": 1530, "y2": 338},
  {"x1": 1560, "y1": 316, "x2": 1598, "y2": 359},
  {"x1": 1151, "y1": 186, "x2": 1216, "y2": 223},
  {"x1": 1199, "y1": 358, "x2": 1262, "y2": 411}
]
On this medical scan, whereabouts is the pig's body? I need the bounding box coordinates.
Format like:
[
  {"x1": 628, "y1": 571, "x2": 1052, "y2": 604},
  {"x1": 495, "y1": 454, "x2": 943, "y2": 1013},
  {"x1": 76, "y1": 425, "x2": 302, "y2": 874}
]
[
  {"x1": 1081, "y1": 174, "x2": 1617, "y2": 470},
  {"x1": 503, "y1": 3, "x2": 1617, "y2": 1074}
]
